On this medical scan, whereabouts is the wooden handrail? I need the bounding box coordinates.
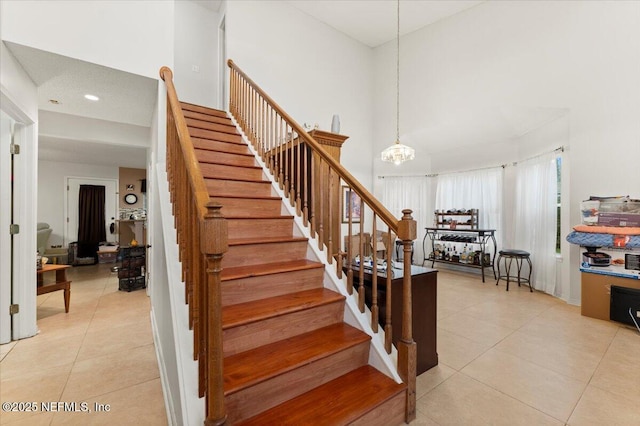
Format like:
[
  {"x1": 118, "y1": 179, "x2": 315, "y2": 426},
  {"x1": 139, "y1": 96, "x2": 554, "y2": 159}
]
[
  {"x1": 160, "y1": 67, "x2": 227, "y2": 426},
  {"x1": 227, "y1": 60, "x2": 399, "y2": 232},
  {"x1": 160, "y1": 66, "x2": 211, "y2": 220}
]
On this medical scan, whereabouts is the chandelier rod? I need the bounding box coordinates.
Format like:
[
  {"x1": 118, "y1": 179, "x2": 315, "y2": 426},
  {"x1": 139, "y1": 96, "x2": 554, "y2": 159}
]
[{"x1": 396, "y1": 0, "x2": 400, "y2": 143}]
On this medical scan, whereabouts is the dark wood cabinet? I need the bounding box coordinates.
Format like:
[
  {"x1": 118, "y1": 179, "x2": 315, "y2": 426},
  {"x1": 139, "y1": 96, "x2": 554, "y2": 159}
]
[{"x1": 351, "y1": 265, "x2": 438, "y2": 375}]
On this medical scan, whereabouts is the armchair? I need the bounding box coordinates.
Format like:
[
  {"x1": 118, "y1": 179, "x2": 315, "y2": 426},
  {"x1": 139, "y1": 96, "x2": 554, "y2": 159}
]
[{"x1": 37, "y1": 223, "x2": 52, "y2": 254}]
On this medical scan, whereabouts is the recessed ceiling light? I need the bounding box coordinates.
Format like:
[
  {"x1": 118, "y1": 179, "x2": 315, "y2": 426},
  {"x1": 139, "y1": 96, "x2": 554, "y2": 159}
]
[
  {"x1": 84, "y1": 94, "x2": 100, "y2": 101},
  {"x1": 49, "y1": 99, "x2": 61, "y2": 104}
]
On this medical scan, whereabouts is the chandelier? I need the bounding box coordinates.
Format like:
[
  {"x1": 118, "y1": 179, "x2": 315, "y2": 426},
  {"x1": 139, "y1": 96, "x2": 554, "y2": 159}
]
[{"x1": 381, "y1": 0, "x2": 415, "y2": 166}]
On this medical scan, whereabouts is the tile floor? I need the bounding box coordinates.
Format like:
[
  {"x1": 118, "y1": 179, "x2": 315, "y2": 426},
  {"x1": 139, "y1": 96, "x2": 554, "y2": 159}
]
[
  {"x1": 1, "y1": 265, "x2": 638, "y2": 425},
  {"x1": 0, "y1": 263, "x2": 167, "y2": 425},
  {"x1": 413, "y1": 269, "x2": 640, "y2": 426}
]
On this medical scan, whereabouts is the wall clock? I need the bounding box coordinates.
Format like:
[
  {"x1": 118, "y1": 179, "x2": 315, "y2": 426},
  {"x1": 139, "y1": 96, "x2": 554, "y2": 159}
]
[{"x1": 124, "y1": 193, "x2": 138, "y2": 205}]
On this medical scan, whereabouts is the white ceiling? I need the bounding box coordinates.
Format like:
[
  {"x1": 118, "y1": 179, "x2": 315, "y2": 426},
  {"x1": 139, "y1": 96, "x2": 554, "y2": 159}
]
[
  {"x1": 194, "y1": 0, "x2": 483, "y2": 48},
  {"x1": 5, "y1": 42, "x2": 157, "y2": 127},
  {"x1": 286, "y1": 0, "x2": 483, "y2": 47},
  {"x1": 5, "y1": 42, "x2": 154, "y2": 168},
  {"x1": 4, "y1": 0, "x2": 488, "y2": 169},
  {"x1": 38, "y1": 135, "x2": 148, "y2": 169}
]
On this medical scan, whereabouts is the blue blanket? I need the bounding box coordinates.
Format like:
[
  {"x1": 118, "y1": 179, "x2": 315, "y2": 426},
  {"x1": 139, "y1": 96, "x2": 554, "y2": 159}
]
[{"x1": 566, "y1": 231, "x2": 640, "y2": 248}]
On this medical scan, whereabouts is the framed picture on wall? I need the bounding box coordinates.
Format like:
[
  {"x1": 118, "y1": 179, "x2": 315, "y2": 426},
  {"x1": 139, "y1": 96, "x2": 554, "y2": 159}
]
[{"x1": 342, "y1": 186, "x2": 361, "y2": 223}]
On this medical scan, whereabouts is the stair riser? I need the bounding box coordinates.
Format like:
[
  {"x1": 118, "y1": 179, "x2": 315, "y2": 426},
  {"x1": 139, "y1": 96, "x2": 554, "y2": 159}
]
[
  {"x1": 189, "y1": 127, "x2": 243, "y2": 144},
  {"x1": 196, "y1": 149, "x2": 257, "y2": 167},
  {"x1": 222, "y1": 267, "x2": 324, "y2": 306},
  {"x1": 192, "y1": 138, "x2": 251, "y2": 155},
  {"x1": 200, "y1": 163, "x2": 264, "y2": 181},
  {"x1": 186, "y1": 118, "x2": 238, "y2": 135},
  {"x1": 225, "y1": 341, "x2": 370, "y2": 424},
  {"x1": 351, "y1": 392, "x2": 406, "y2": 426},
  {"x1": 213, "y1": 197, "x2": 282, "y2": 217},
  {"x1": 180, "y1": 102, "x2": 227, "y2": 118},
  {"x1": 223, "y1": 300, "x2": 344, "y2": 356},
  {"x1": 206, "y1": 179, "x2": 273, "y2": 198},
  {"x1": 224, "y1": 241, "x2": 308, "y2": 268},
  {"x1": 183, "y1": 109, "x2": 234, "y2": 126},
  {"x1": 227, "y1": 218, "x2": 294, "y2": 240}
]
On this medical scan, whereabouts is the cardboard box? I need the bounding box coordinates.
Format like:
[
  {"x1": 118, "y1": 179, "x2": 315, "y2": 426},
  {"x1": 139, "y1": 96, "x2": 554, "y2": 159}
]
[
  {"x1": 581, "y1": 272, "x2": 640, "y2": 320},
  {"x1": 597, "y1": 212, "x2": 640, "y2": 227}
]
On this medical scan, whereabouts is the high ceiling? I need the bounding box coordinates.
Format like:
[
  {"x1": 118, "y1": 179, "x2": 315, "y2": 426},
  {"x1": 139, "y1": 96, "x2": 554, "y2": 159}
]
[
  {"x1": 286, "y1": 0, "x2": 483, "y2": 47},
  {"x1": 195, "y1": 1, "x2": 483, "y2": 47},
  {"x1": 6, "y1": 0, "x2": 485, "y2": 169}
]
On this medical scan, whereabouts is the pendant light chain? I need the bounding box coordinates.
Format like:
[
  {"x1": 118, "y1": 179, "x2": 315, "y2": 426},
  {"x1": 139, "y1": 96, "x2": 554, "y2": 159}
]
[
  {"x1": 396, "y1": 0, "x2": 400, "y2": 144},
  {"x1": 381, "y1": 0, "x2": 415, "y2": 165}
]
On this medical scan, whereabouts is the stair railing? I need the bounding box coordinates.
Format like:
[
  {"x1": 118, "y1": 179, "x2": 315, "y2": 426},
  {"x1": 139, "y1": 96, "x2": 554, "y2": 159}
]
[
  {"x1": 160, "y1": 67, "x2": 228, "y2": 426},
  {"x1": 227, "y1": 59, "x2": 417, "y2": 422}
]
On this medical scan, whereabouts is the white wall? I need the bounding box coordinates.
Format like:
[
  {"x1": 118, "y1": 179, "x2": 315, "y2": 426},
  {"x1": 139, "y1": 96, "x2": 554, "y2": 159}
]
[
  {"x1": 38, "y1": 160, "x2": 118, "y2": 248},
  {"x1": 0, "y1": 43, "x2": 38, "y2": 121},
  {"x1": 1, "y1": 0, "x2": 174, "y2": 80},
  {"x1": 225, "y1": 0, "x2": 375, "y2": 186},
  {"x1": 174, "y1": 0, "x2": 220, "y2": 108},
  {"x1": 372, "y1": 1, "x2": 640, "y2": 304}
]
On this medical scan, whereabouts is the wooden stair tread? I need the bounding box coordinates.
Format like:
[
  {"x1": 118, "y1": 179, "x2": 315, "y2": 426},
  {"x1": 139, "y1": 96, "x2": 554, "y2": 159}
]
[
  {"x1": 195, "y1": 149, "x2": 255, "y2": 160},
  {"x1": 186, "y1": 117, "x2": 239, "y2": 135},
  {"x1": 180, "y1": 101, "x2": 227, "y2": 117},
  {"x1": 226, "y1": 215, "x2": 294, "y2": 221},
  {"x1": 228, "y1": 236, "x2": 307, "y2": 246},
  {"x1": 237, "y1": 365, "x2": 406, "y2": 426},
  {"x1": 200, "y1": 162, "x2": 263, "y2": 172},
  {"x1": 192, "y1": 136, "x2": 246, "y2": 148},
  {"x1": 224, "y1": 323, "x2": 369, "y2": 395},
  {"x1": 221, "y1": 259, "x2": 324, "y2": 281},
  {"x1": 189, "y1": 127, "x2": 243, "y2": 142},
  {"x1": 182, "y1": 109, "x2": 234, "y2": 126},
  {"x1": 204, "y1": 176, "x2": 271, "y2": 184},
  {"x1": 223, "y1": 288, "x2": 343, "y2": 329},
  {"x1": 212, "y1": 194, "x2": 281, "y2": 201}
]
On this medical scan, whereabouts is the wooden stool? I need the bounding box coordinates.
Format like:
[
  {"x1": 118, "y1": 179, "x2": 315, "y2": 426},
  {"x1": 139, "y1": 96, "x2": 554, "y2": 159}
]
[{"x1": 495, "y1": 249, "x2": 532, "y2": 292}]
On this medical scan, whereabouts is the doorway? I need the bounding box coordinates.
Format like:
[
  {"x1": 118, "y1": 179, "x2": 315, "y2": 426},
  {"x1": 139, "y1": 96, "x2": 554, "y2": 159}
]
[{"x1": 65, "y1": 177, "x2": 118, "y2": 248}]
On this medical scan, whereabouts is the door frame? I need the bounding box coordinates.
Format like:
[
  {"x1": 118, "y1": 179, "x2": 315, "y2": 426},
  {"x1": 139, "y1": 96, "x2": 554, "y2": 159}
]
[
  {"x1": 218, "y1": 14, "x2": 227, "y2": 110},
  {"x1": 64, "y1": 177, "x2": 119, "y2": 247},
  {"x1": 0, "y1": 111, "x2": 15, "y2": 344},
  {"x1": 0, "y1": 92, "x2": 38, "y2": 342}
]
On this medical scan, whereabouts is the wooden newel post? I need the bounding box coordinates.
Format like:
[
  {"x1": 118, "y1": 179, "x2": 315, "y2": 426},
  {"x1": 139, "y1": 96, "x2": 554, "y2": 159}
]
[
  {"x1": 396, "y1": 209, "x2": 417, "y2": 423},
  {"x1": 202, "y1": 202, "x2": 228, "y2": 426}
]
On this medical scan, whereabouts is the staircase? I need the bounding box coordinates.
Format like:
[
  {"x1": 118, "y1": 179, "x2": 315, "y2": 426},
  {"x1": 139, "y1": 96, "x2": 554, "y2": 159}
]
[{"x1": 181, "y1": 101, "x2": 407, "y2": 425}]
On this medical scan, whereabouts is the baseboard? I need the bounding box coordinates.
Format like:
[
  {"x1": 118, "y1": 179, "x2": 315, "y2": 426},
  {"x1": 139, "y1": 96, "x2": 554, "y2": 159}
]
[{"x1": 150, "y1": 308, "x2": 178, "y2": 426}]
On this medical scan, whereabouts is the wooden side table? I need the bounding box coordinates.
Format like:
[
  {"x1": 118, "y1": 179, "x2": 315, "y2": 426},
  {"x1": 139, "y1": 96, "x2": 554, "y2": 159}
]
[{"x1": 37, "y1": 264, "x2": 72, "y2": 313}]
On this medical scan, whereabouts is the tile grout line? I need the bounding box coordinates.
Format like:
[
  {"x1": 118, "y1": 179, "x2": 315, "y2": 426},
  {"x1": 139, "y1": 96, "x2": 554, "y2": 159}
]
[
  {"x1": 51, "y1": 270, "x2": 111, "y2": 425},
  {"x1": 562, "y1": 325, "x2": 622, "y2": 425}
]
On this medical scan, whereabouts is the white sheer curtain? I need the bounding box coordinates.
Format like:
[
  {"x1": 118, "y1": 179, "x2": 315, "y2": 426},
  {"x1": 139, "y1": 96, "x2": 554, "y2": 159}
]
[
  {"x1": 435, "y1": 168, "x2": 504, "y2": 248},
  {"x1": 513, "y1": 152, "x2": 558, "y2": 295},
  {"x1": 381, "y1": 176, "x2": 430, "y2": 263}
]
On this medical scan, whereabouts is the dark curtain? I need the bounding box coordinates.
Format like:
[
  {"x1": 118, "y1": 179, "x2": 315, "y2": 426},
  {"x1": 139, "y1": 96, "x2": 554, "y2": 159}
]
[{"x1": 77, "y1": 185, "x2": 106, "y2": 259}]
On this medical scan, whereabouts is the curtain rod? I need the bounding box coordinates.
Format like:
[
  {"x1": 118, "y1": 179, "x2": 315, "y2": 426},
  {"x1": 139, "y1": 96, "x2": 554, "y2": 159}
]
[
  {"x1": 377, "y1": 174, "x2": 436, "y2": 179},
  {"x1": 510, "y1": 146, "x2": 564, "y2": 167},
  {"x1": 378, "y1": 146, "x2": 565, "y2": 179}
]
